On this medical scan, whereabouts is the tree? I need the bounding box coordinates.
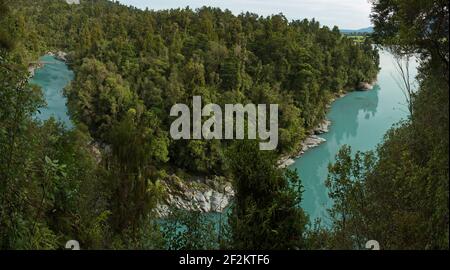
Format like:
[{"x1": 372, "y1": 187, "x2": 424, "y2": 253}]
[
  {"x1": 325, "y1": 146, "x2": 376, "y2": 249},
  {"x1": 0, "y1": 0, "x2": 14, "y2": 50},
  {"x1": 1, "y1": 0, "x2": 384, "y2": 250},
  {"x1": 371, "y1": 0, "x2": 449, "y2": 80},
  {"x1": 106, "y1": 109, "x2": 168, "y2": 233},
  {"x1": 227, "y1": 140, "x2": 308, "y2": 250},
  {"x1": 391, "y1": 53, "x2": 417, "y2": 116}
]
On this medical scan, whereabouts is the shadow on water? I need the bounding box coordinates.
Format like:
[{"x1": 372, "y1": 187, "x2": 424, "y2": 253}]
[
  {"x1": 290, "y1": 85, "x2": 382, "y2": 225},
  {"x1": 290, "y1": 49, "x2": 419, "y2": 225},
  {"x1": 329, "y1": 85, "x2": 380, "y2": 147}
]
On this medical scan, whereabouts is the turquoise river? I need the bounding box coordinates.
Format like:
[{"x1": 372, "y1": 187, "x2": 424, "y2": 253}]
[
  {"x1": 31, "y1": 54, "x2": 74, "y2": 128},
  {"x1": 290, "y1": 49, "x2": 418, "y2": 223},
  {"x1": 31, "y1": 50, "x2": 418, "y2": 223}
]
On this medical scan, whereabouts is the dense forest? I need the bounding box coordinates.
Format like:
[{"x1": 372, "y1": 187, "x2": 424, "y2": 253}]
[{"x1": 0, "y1": 0, "x2": 447, "y2": 250}]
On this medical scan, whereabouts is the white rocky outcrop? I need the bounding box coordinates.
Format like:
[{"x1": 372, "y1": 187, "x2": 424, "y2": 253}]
[
  {"x1": 155, "y1": 175, "x2": 234, "y2": 217},
  {"x1": 314, "y1": 119, "x2": 331, "y2": 134},
  {"x1": 278, "y1": 157, "x2": 295, "y2": 169},
  {"x1": 66, "y1": 0, "x2": 80, "y2": 4},
  {"x1": 28, "y1": 66, "x2": 36, "y2": 78},
  {"x1": 278, "y1": 119, "x2": 330, "y2": 168},
  {"x1": 47, "y1": 51, "x2": 68, "y2": 62},
  {"x1": 357, "y1": 82, "x2": 374, "y2": 91}
]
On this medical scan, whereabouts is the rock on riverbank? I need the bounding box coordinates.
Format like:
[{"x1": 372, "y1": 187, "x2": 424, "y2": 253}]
[
  {"x1": 155, "y1": 175, "x2": 234, "y2": 217},
  {"x1": 28, "y1": 63, "x2": 43, "y2": 78},
  {"x1": 48, "y1": 51, "x2": 68, "y2": 62},
  {"x1": 86, "y1": 141, "x2": 234, "y2": 217},
  {"x1": 278, "y1": 120, "x2": 330, "y2": 169},
  {"x1": 28, "y1": 51, "x2": 69, "y2": 78},
  {"x1": 357, "y1": 81, "x2": 376, "y2": 91},
  {"x1": 278, "y1": 91, "x2": 348, "y2": 169}
]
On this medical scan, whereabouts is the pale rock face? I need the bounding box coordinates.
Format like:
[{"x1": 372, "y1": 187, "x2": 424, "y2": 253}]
[
  {"x1": 56, "y1": 51, "x2": 68, "y2": 62},
  {"x1": 210, "y1": 191, "x2": 229, "y2": 212},
  {"x1": 155, "y1": 175, "x2": 234, "y2": 217},
  {"x1": 66, "y1": 0, "x2": 80, "y2": 4},
  {"x1": 28, "y1": 66, "x2": 36, "y2": 77},
  {"x1": 314, "y1": 119, "x2": 331, "y2": 135},
  {"x1": 278, "y1": 157, "x2": 295, "y2": 169},
  {"x1": 278, "y1": 118, "x2": 331, "y2": 169},
  {"x1": 357, "y1": 82, "x2": 374, "y2": 91},
  {"x1": 194, "y1": 192, "x2": 206, "y2": 203}
]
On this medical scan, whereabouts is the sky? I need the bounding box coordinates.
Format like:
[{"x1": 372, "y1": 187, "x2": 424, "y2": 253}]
[{"x1": 117, "y1": 0, "x2": 373, "y2": 29}]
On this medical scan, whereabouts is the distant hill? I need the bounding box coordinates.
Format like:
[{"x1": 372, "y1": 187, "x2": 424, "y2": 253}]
[{"x1": 340, "y1": 27, "x2": 374, "y2": 34}]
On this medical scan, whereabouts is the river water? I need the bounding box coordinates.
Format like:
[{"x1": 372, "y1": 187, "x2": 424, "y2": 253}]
[
  {"x1": 31, "y1": 50, "x2": 418, "y2": 224},
  {"x1": 31, "y1": 55, "x2": 74, "y2": 128},
  {"x1": 289, "y1": 49, "x2": 419, "y2": 223}
]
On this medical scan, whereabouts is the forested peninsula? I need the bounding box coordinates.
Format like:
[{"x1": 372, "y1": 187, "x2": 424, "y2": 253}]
[{"x1": 0, "y1": 0, "x2": 447, "y2": 250}]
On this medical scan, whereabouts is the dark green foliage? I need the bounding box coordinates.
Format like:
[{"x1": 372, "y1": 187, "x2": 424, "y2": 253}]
[
  {"x1": 11, "y1": 0, "x2": 379, "y2": 163},
  {"x1": 0, "y1": 0, "x2": 14, "y2": 51},
  {"x1": 227, "y1": 140, "x2": 308, "y2": 250},
  {"x1": 105, "y1": 109, "x2": 168, "y2": 233},
  {"x1": 371, "y1": 0, "x2": 448, "y2": 66},
  {"x1": 0, "y1": 0, "x2": 383, "y2": 250}
]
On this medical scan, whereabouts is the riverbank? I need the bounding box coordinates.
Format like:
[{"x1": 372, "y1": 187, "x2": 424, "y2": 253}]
[
  {"x1": 278, "y1": 77, "x2": 378, "y2": 169},
  {"x1": 290, "y1": 49, "x2": 409, "y2": 222},
  {"x1": 29, "y1": 53, "x2": 74, "y2": 128},
  {"x1": 30, "y1": 51, "x2": 377, "y2": 216},
  {"x1": 118, "y1": 80, "x2": 377, "y2": 217},
  {"x1": 47, "y1": 51, "x2": 69, "y2": 62},
  {"x1": 155, "y1": 175, "x2": 234, "y2": 217},
  {"x1": 28, "y1": 51, "x2": 68, "y2": 77},
  {"x1": 278, "y1": 91, "x2": 347, "y2": 169}
]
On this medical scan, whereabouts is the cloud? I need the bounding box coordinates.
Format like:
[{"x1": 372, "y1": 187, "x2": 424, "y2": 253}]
[{"x1": 118, "y1": 0, "x2": 372, "y2": 29}]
